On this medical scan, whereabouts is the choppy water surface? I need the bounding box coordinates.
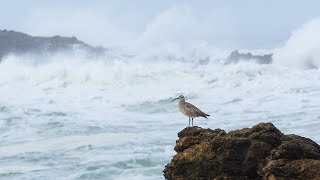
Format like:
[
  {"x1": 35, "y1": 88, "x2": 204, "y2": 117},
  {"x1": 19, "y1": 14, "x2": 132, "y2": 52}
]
[{"x1": 1, "y1": 24, "x2": 320, "y2": 179}]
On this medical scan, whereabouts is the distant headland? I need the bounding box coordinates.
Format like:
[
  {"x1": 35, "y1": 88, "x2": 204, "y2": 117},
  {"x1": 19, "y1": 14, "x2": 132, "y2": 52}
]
[{"x1": 0, "y1": 29, "x2": 106, "y2": 61}]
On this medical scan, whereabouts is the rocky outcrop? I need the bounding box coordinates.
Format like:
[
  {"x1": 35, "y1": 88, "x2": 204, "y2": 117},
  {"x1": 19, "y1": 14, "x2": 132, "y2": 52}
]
[
  {"x1": 0, "y1": 29, "x2": 105, "y2": 61},
  {"x1": 164, "y1": 123, "x2": 320, "y2": 179},
  {"x1": 225, "y1": 50, "x2": 273, "y2": 64}
]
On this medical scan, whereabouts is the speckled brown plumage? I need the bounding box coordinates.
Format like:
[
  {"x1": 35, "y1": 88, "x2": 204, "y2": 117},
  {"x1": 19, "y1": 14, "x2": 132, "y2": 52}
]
[{"x1": 172, "y1": 95, "x2": 209, "y2": 127}]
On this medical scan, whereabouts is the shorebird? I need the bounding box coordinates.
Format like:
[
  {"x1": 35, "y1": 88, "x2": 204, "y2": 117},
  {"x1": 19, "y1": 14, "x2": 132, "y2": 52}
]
[{"x1": 172, "y1": 95, "x2": 210, "y2": 127}]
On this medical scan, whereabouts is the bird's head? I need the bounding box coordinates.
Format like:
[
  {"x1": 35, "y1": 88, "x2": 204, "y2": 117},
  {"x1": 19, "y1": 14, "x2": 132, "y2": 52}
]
[{"x1": 172, "y1": 95, "x2": 185, "y2": 102}]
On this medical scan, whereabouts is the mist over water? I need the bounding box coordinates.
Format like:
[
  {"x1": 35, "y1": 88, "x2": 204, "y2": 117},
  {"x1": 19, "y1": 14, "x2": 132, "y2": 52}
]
[
  {"x1": 1, "y1": 10, "x2": 320, "y2": 180},
  {"x1": 274, "y1": 17, "x2": 320, "y2": 69}
]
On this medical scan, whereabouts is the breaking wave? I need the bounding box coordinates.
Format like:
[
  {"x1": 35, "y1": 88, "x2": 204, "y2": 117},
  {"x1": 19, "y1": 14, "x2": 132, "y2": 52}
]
[
  {"x1": 1, "y1": 17, "x2": 320, "y2": 180},
  {"x1": 274, "y1": 17, "x2": 320, "y2": 69}
]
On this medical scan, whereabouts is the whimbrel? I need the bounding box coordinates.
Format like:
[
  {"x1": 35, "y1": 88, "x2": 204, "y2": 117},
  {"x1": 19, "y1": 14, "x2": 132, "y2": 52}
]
[{"x1": 172, "y1": 95, "x2": 210, "y2": 127}]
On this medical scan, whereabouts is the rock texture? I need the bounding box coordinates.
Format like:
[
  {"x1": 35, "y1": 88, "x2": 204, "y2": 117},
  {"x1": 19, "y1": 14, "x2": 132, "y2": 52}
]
[
  {"x1": 164, "y1": 123, "x2": 320, "y2": 180},
  {"x1": 225, "y1": 50, "x2": 273, "y2": 64},
  {"x1": 0, "y1": 29, "x2": 105, "y2": 61}
]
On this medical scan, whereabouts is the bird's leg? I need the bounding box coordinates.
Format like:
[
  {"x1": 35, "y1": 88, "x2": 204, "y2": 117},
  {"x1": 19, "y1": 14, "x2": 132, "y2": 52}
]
[
  {"x1": 192, "y1": 118, "x2": 194, "y2": 127},
  {"x1": 188, "y1": 117, "x2": 191, "y2": 127}
]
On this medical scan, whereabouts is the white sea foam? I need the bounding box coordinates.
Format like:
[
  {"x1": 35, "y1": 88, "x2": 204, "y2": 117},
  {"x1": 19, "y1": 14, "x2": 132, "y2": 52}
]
[
  {"x1": 1, "y1": 30, "x2": 320, "y2": 179},
  {"x1": 0, "y1": 166, "x2": 48, "y2": 175},
  {"x1": 274, "y1": 17, "x2": 320, "y2": 69}
]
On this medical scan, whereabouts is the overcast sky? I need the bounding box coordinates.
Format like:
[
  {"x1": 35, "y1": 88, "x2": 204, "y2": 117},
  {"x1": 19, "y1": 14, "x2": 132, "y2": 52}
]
[{"x1": 1, "y1": 0, "x2": 320, "y2": 49}]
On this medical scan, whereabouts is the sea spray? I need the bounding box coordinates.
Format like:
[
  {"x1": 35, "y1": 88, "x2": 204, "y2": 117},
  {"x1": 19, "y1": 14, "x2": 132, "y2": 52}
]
[
  {"x1": 274, "y1": 17, "x2": 320, "y2": 69},
  {"x1": 1, "y1": 34, "x2": 320, "y2": 180}
]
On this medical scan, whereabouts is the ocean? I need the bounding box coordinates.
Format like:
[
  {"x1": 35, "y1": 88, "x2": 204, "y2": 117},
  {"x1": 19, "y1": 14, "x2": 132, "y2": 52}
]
[{"x1": 1, "y1": 21, "x2": 320, "y2": 179}]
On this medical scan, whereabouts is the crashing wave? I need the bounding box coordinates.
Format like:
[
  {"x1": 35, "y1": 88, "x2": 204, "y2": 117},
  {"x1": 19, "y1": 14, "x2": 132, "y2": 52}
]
[{"x1": 274, "y1": 17, "x2": 320, "y2": 69}]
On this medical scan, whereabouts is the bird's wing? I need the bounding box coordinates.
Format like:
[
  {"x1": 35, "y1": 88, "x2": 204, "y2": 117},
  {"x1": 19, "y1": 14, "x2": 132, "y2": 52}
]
[{"x1": 185, "y1": 102, "x2": 208, "y2": 117}]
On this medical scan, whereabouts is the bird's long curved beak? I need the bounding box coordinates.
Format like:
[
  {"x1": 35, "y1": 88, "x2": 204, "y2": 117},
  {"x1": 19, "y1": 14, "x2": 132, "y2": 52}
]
[{"x1": 172, "y1": 97, "x2": 179, "y2": 102}]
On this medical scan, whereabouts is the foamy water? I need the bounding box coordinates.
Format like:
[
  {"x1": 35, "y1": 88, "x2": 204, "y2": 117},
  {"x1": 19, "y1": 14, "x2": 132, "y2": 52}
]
[{"x1": 1, "y1": 18, "x2": 320, "y2": 180}]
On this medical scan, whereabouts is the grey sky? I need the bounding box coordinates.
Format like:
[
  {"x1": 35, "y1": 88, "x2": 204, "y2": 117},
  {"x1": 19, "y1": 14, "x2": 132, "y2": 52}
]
[{"x1": 1, "y1": 0, "x2": 320, "y2": 49}]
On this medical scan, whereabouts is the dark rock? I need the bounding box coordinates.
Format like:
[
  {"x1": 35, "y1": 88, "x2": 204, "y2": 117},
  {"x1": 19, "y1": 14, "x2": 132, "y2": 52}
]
[
  {"x1": 261, "y1": 159, "x2": 320, "y2": 180},
  {"x1": 175, "y1": 126, "x2": 226, "y2": 152},
  {"x1": 225, "y1": 50, "x2": 273, "y2": 64},
  {"x1": 0, "y1": 29, "x2": 106, "y2": 61},
  {"x1": 164, "y1": 123, "x2": 320, "y2": 180}
]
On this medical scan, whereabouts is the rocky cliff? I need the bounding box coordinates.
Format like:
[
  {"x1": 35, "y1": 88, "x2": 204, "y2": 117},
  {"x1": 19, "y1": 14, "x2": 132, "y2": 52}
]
[
  {"x1": 0, "y1": 29, "x2": 105, "y2": 61},
  {"x1": 164, "y1": 123, "x2": 320, "y2": 180}
]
